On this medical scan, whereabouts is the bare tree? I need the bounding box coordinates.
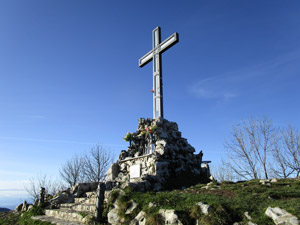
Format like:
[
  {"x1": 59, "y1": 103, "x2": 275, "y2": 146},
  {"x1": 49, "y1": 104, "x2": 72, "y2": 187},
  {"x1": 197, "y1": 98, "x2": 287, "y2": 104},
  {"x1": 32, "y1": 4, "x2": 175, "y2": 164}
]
[
  {"x1": 83, "y1": 144, "x2": 113, "y2": 182},
  {"x1": 24, "y1": 174, "x2": 65, "y2": 201},
  {"x1": 282, "y1": 126, "x2": 300, "y2": 178},
  {"x1": 59, "y1": 154, "x2": 84, "y2": 187},
  {"x1": 211, "y1": 159, "x2": 238, "y2": 182},
  {"x1": 225, "y1": 124, "x2": 259, "y2": 180},
  {"x1": 271, "y1": 135, "x2": 294, "y2": 178},
  {"x1": 225, "y1": 116, "x2": 276, "y2": 180}
]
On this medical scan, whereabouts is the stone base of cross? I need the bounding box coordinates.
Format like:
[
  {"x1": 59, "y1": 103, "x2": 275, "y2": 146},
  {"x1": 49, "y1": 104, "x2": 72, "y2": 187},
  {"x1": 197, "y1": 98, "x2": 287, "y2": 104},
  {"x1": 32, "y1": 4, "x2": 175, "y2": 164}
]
[{"x1": 139, "y1": 27, "x2": 179, "y2": 119}]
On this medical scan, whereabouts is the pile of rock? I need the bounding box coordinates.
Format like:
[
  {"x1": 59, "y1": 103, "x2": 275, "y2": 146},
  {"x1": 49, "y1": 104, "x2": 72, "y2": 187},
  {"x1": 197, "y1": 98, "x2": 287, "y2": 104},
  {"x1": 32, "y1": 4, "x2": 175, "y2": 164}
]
[
  {"x1": 15, "y1": 201, "x2": 33, "y2": 213},
  {"x1": 106, "y1": 118, "x2": 210, "y2": 192},
  {"x1": 265, "y1": 207, "x2": 299, "y2": 225}
]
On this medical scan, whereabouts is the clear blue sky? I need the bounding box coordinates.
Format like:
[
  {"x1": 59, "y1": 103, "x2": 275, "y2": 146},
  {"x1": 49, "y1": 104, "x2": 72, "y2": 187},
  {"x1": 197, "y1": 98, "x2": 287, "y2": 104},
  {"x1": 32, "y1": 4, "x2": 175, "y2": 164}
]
[{"x1": 1, "y1": 0, "x2": 300, "y2": 207}]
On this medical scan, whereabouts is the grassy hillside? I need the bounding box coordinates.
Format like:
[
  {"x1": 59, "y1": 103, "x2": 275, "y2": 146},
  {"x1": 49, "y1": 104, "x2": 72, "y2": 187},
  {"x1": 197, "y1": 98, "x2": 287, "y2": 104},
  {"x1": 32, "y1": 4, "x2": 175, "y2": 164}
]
[
  {"x1": 1, "y1": 179, "x2": 299, "y2": 225},
  {"x1": 0, "y1": 206, "x2": 52, "y2": 225},
  {"x1": 105, "y1": 179, "x2": 300, "y2": 225}
]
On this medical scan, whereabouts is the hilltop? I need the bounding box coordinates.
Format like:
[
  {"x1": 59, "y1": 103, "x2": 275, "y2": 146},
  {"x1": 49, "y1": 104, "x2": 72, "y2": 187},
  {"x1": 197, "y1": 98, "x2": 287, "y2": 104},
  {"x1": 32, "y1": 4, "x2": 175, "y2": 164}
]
[
  {"x1": 1, "y1": 178, "x2": 299, "y2": 224},
  {"x1": 103, "y1": 178, "x2": 300, "y2": 224}
]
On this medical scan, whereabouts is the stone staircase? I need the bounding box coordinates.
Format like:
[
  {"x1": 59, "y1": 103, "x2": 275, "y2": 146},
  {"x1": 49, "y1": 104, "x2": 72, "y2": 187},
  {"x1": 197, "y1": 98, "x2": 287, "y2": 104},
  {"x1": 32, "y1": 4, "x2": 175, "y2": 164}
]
[{"x1": 32, "y1": 191, "x2": 97, "y2": 225}]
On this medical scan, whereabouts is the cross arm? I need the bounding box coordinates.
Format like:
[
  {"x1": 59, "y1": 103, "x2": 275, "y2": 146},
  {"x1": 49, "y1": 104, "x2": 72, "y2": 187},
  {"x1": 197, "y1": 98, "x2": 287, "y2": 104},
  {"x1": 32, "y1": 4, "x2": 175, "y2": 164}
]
[
  {"x1": 158, "y1": 32, "x2": 179, "y2": 54},
  {"x1": 139, "y1": 50, "x2": 154, "y2": 67}
]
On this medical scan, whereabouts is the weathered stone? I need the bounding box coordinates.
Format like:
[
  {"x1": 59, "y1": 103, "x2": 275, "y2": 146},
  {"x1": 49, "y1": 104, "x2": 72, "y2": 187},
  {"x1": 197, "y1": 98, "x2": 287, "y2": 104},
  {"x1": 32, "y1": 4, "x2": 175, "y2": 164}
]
[
  {"x1": 71, "y1": 182, "x2": 98, "y2": 197},
  {"x1": 21, "y1": 201, "x2": 28, "y2": 212},
  {"x1": 108, "y1": 207, "x2": 123, "y2": 224},
  {"x1": 244, "y1": 211, "x2": 253, "y2": 221},
  {"x1": 248, "y1": 222, "x2": 257, "y2": 225},
  {"x1": 130, "y1": 211, "x2": 146, "y2": 225},
  {"x1": 159, "y1": 209, "x2": 183, "y2": 225},
  {"x1": 125, "y1": 200, "x2": 137, "y2": 214},
  {"x1": 51, "y1": 191, "x2": 74, "y2": 204},
  {"x1": 148, "y1": 202, "x2": 156, "y2": 208},
  {"x1": 259, "y1": 179, "x2": 270, "y2": 185},
  {"x1": 265, "y1": 207, "x2": 299, "y2": 225},
  {"x1": 106, "y1": 163, "x2": 120, "y2": 182},
  {"x1": 156, "y1": 140, "x2": 167, "y2": 147},
  {"x1": 197, "y1": 202, "x2": 211, "y2": 215},
  {"x1": 155, "y1": 146, "x2": 165, "y2": 155},
  {"x1": 107, "y1": 118, "x2": 211, "y2": 192},
  {"x1": 15, "y1": 203, "x2": 23, "y2": 212}
]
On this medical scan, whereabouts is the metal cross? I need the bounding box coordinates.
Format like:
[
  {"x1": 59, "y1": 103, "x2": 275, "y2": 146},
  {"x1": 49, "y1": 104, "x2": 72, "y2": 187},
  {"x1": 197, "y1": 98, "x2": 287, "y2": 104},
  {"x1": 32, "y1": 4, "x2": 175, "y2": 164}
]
[{"x1": 139, "y1": 27, "x2": 179, "y2": 119}]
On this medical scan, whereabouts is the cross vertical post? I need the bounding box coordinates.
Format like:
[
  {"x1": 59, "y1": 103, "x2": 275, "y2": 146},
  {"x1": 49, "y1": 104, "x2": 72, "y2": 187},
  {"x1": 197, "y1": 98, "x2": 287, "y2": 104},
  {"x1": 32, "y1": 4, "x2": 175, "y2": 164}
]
[
  {"x1": 153, "y1": 27, "x2": 163, "y2": 119},
  {"x1": 139, "y1": 27, "x2": 179, "y2": 119}
]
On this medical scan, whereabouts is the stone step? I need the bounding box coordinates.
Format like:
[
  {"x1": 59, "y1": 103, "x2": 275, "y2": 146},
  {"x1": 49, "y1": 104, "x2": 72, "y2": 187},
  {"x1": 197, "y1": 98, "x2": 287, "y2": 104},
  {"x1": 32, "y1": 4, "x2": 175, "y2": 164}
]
[
  {"x1": 60, "y1": 203, "x2": 74, "y2": 208},
  {"x1": 85, "y1": 191, "x2": 96, "y2": 198},
  {"x1": 45, "y1": 208, "x2": 88, "y2": 223},
  {"x1": 75, "y1": 197, "x2": 96, "y2": 205},
  {"x1": 32, "y1": 215, "x2": 84, "y2": 225},
  {"x1": 60, "y1": 203, "x2": 96, "y2": 212}
]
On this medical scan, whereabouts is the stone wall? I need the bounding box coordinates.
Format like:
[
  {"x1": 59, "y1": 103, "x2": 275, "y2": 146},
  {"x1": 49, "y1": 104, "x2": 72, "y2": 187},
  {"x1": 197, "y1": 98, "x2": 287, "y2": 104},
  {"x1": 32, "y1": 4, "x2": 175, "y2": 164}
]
[{"x1": 105, "y1": 118, "x2": 210, "y2": 191}]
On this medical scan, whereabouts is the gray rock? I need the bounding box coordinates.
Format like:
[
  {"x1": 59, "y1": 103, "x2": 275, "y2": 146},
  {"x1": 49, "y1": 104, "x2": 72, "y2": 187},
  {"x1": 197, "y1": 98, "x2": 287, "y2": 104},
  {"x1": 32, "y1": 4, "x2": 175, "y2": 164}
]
[
  {"x1": 159, "y1": 209, "x2": 183, "y2": 225},
  {"x1": 148, "y1": 202, "x2": 156, "y2": 208},
  {"x1": 15, "y1": 203, "x2": 23, "y2": 212},
  {"x1": 259, "y1": 179, "x2": 271, "y2": 185},
  {"x1": 106, "y1": 118, "x2": 211, "y2": 192},
  {"x1": 108, "y1": 207, "x2": 124, "y2": 224},
  {"x1": 265, "y1": 207, "x2": 299, "y2": 225},
  {"x1": 244, "y1": 211, "x2": 253, "y2": 221},
  {"x1": 197, "y1": 202, "x2": 211, "y2": 215},
  {"x1": 71, "y1": 182, "x2": 98, "y2": 197},
  {"x1": 125, "y1": 200, "x2": 137, "y2": 215},
  {"x1": 130, "y1": 211, "x2": 146, "y2": 225},
  {"x1": 106, "y1": 163, "x2": 120, "y2": 182},
  {"x1": 248, "y1": 222, "x2": 257, "y2": 225},
  {"x1": 50, "y1": 190, "x2": 74, "y2": 204},
  {"x1": 21, "y1": 201, "x2": 28, "y2": 212}
]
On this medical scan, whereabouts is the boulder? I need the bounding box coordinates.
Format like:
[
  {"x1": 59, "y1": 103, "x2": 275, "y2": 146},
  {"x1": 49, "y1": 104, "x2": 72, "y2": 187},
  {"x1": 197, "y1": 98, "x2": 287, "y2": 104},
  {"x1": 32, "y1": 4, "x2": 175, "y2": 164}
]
[
  {"x1": 15, "y1": 203, "x2": 23, "y2": 212},
  {"x1": 159, "y1": 209, "x2": 183, "y2": 225},
  {"x1": 50, "y1": 190, "x2": 74, "y2": 204},
  {"x1": 265, "y1": 207, "x2": 299, "y2": 225},
  {"x1": 108, "y1": 207, "x2": 122, "y2": 224},
  {"x1": 71, "y1": 182, "x2": 98, "y2": 197},
  {"x1": 21, "y1": 201, "x2": 28, "y2": 212}
]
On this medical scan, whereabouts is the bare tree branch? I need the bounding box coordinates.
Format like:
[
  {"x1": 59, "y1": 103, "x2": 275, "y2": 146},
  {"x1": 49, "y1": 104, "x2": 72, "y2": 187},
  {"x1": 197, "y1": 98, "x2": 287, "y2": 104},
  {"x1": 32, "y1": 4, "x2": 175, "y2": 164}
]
[
  {"x1": 24, "y1": 174, "x2": 66, "y2": 202},
  {"x1": 83, "y1": 144, "x2": 114, "y2": 183},
  {"x1": 282, "y1": 125, "x2": 300, "y2": 178},
  {"x1": 59, "y1": 154, "x2": 84, "y2": 187},
  {"x1": 225, "y1": 116, "x2": 276, "y2": 180}
]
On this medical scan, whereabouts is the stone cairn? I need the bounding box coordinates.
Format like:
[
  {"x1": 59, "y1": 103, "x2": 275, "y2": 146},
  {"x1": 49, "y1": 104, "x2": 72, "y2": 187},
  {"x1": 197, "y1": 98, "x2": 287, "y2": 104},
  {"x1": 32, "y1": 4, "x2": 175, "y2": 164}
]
[{"x1": 105, "y1": 117, "x2": 211, "y2": 192}]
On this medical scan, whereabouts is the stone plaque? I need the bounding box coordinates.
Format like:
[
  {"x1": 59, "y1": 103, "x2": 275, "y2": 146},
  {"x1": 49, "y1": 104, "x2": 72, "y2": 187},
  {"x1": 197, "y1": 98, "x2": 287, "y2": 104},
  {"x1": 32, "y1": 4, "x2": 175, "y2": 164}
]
[{"x1": 130, "y1": 165, "x2": 141, "y2": 178}]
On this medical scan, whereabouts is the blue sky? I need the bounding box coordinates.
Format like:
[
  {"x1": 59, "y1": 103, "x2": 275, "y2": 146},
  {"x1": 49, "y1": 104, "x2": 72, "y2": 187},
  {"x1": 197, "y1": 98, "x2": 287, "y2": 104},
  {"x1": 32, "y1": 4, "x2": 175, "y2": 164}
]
[{"x1": 1, "y1": 0, "x2": 300, "y2": 207}]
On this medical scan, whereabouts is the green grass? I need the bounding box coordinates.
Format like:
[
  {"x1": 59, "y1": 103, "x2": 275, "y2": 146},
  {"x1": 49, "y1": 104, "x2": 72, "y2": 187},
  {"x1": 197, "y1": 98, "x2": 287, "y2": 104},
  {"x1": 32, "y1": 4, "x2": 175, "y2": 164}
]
[
  {"x1": 0, "y1": 206, "x2": 52, "y2": 225},
  {"x1": 105, "y1": 178, "x2": 300, "y2": 225}
]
